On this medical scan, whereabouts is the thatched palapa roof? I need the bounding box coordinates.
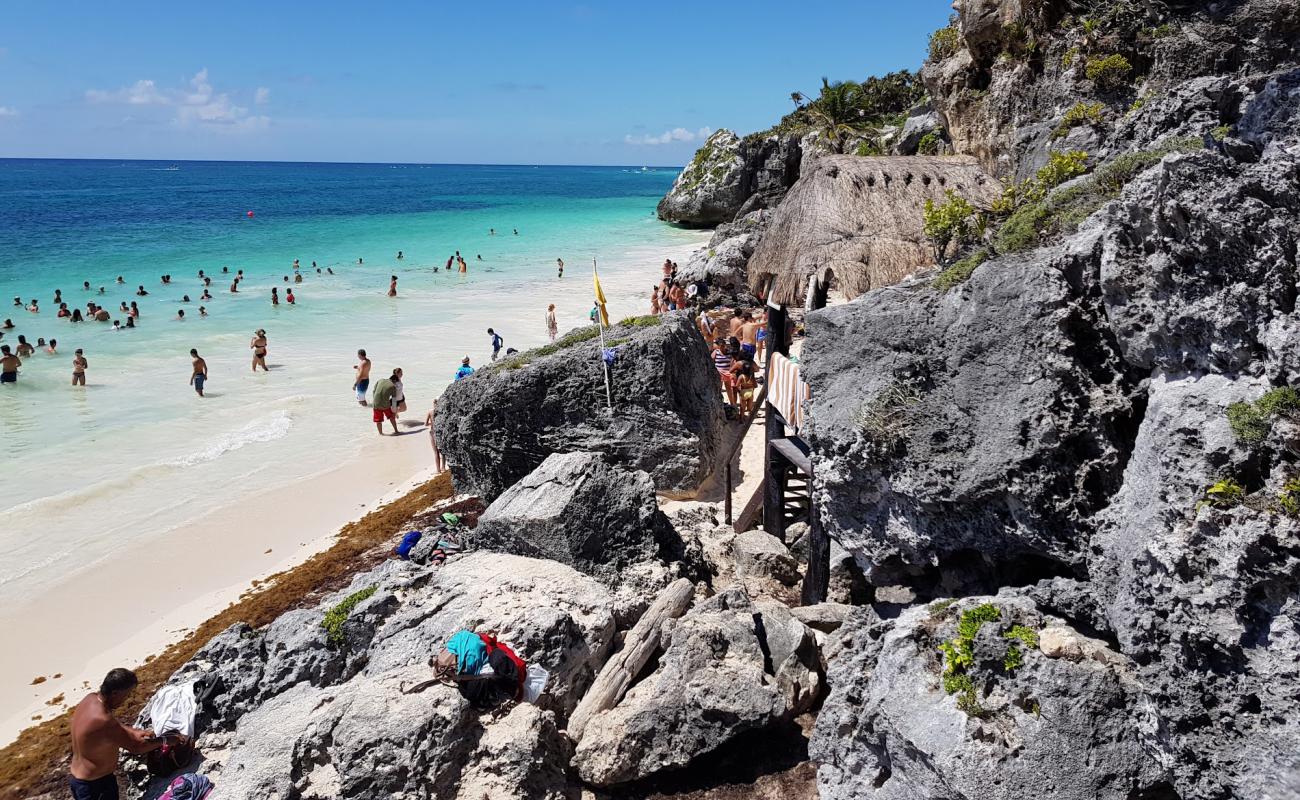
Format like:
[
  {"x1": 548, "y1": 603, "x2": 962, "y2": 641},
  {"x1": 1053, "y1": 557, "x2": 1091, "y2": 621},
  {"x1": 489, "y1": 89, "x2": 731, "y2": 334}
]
[{"x1": 748, "y1": 155, "x2": 1003, "y2": 306}]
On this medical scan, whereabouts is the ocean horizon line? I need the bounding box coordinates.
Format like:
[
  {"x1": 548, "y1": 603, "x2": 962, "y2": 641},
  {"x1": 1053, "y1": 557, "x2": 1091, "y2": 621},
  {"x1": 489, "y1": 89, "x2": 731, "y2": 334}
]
[{"x1": 0, "y1": 156, "x2": 687, "y2": 170}]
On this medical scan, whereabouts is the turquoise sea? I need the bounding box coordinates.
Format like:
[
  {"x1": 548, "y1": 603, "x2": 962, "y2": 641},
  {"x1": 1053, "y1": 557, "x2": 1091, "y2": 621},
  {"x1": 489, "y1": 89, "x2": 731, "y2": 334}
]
[{"x1": 0, "y1": 159, "x2": 704, "y2": 609}]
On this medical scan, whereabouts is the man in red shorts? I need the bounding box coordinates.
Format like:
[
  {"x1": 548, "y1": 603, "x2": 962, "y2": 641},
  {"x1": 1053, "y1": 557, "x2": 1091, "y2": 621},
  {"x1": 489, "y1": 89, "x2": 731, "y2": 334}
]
[{"x1": 370, "y1": 372, "x2": 400, "y2": 435}]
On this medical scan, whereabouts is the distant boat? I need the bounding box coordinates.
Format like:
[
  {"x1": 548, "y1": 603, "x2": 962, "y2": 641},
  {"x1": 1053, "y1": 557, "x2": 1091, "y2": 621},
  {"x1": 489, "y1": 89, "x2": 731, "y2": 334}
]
[{"x1": 162, "y1": 165, "x2": 179, "y2": 171}]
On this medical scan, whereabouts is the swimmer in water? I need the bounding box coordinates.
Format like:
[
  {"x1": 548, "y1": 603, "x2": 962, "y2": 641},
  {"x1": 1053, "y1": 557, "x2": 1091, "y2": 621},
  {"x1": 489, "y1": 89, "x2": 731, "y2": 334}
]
[
  {"x1": 137, "y1": 286, "x2": 148, "y2": 296},
  {"x1": 176, "y1": 308, "x2": 185, "y2": 320},
  {"x1": 397, "y1": 251, "x2": 403, "y2": 259},
  {"x1": 199, "y1": 306, "x2": 207, "y2": 317},
  {"x1": 286, "y1": 289, "x2": 295, "y2": 305},
  {"x1": 271, "y1": 288, "x2": 279, "y2": 306}
]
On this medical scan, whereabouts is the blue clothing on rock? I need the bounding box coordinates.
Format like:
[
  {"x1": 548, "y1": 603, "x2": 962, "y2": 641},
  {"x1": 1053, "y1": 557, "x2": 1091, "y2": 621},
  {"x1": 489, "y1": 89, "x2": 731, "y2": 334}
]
[{"x1": 447, "y1": 629, "x2": 487, "y2": 675}]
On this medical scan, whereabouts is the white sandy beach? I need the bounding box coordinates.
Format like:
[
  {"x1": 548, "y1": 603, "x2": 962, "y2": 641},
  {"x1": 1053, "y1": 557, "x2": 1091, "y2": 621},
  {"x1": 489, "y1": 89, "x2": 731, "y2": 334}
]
[{"x1": 0, "y1": 236, "x2": 707, "y2": 746}]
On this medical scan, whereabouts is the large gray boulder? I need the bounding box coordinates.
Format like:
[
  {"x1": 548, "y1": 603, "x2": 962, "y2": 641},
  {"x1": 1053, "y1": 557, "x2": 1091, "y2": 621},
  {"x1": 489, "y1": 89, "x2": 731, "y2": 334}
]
[
  {"x1": 139, "y1": 553, "x2": 617, "y2": 798},
  {"x1": 657, "y1": 130, "x2": 802, "y2": 226},
  {"x1": 468, "y1": 451, "x2": 684, "y2": 583},
  {"x1": 572, "y1": 588, "x2": 819, "y2": 787},
  {"x1": 802, "y1": 225, "x2": 1140, "y2": 587},
  {"x1": 434, "y1": 313, "x2": 726, "y2": 502},
  {"x1": 811, "y1": 598, "x2": 1172, "y2": 800}
]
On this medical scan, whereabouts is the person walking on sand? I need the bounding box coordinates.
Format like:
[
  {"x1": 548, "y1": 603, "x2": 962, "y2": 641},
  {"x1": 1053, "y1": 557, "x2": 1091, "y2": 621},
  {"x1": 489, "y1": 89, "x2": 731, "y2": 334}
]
[
  {"x1": 0, "y1": 344, "x2": 20, "y2": 384},
  {"x1": 72, "y1": 348, "x2": 87, "y2": 386},
  {"x1": 370, "y1": 372, "x2": 400, "y2": 435},
  {"x1": 354, "y1": 349, "x2": 372, "y2": 405},
  {"x1": 190, "y1": 349, "x2": 208, "y2": 397},
  {"x1": 487, "y1": 328, "x2": 504, "y2": 361},
  {"x1": 251, "y1": 329, "x2": 269, "y2": 372},
  {"x1": 70, "y1": 668, "x2": 183, "y2": 800},
  {"x1": 391, "y1": 367, "x2": 407, "y2": 417},
  {"x1": 545, "y1": 304, "x2": 558, "y2": 341},
  {"x1": 388, "y1": 275, "x2": 398, "y2": 297}
]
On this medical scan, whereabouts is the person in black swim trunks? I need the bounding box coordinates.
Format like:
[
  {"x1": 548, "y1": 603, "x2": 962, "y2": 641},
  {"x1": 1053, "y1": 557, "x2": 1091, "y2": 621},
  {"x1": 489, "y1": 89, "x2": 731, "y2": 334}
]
[{"x1": 0, "y1": 344, "x2": 19, "y2": 383}]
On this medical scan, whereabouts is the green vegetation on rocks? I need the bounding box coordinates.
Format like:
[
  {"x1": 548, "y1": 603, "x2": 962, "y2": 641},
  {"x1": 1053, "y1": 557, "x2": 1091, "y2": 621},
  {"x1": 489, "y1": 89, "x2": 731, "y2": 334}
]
[
  {"x1": 1085, "y1": 54, "x2": 1133, "y2": 90},
  {"x1": 322, "y1": 586, "x2": 377, "y2": 647},
  {"x1": 1051, "y1": 102, "x2": 1105, "y2": 140},
  {"x1": 916, "y1": 131, "x2": 943, "y2": 155},
  {"x1": 938, "y1": 603, "x2": 1002, "y2": 717},
  {"x1": 923, "y1": 190, "x2": 980, "y2": 263},
  {"x1": 1198, "y1": 478, "x2": 1245, "y2": 511},
  {"x1": 929, "y1": 21, "x2": 960, "y2": 62},
  {"x1": 1227, "y1": 387, "x2": 1300, "y2": 445},
  {"x1": 933, "y1": 248, "x2": 989, "y2": 290}
]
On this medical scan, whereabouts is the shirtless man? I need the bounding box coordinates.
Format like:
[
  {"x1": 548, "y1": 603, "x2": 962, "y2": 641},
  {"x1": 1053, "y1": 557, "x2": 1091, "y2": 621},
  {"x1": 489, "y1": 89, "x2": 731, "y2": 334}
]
[
  {"x1": 739, "y1": 312, "x2": 763, "y2": 359},
  {"x1": 72, "y1": 348, "x2": 87, "y2": 386},
  {"x1": 190, "y1": 349, "x2": 207, "y2": 396},
  {"x1": 16, "y1": 335, "x2": 34, "y2": 357},
  {"x1": 354, "y1": 349, "x2": 372, "y2": 406},
  {"x1": 0, "y1": 344, "x2": 20, "y2": 384},
  {"x1": 250, "y1": 329, "x2": 268, "y2": 372},
  {"x1": 94, "y1": 306, "x2": 110, "y2": 322},
  {"x1": 69, "y1": 668, "x2": 177, "y2": 800},
  {"x1": 728, "y1": 310, "x2": 746, "y2": 340}
]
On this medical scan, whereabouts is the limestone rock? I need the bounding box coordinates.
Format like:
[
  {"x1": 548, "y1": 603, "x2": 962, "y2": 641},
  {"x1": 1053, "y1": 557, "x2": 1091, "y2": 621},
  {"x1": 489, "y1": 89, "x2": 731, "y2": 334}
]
[
  {"x1": 434, "y1": 314, "x2": 726, "y2": 501},
  {"x1": 811, "y1": 599, "x2": 1172, "y2": 800},
  {"x1": 572, "y1": 588, "x2": 817, "y2": 787},
  {"x1": 469, "y1": 452, "x2": 683, "y2": 584},
  {"x1": 144, "y1": 553, "x2": 617, "y2": 798},
  {"x1": 657, "y1": 130, "x2": 802, "y2": 227},
  {"x1": 790, "y1": 602, "x2": 852, "y2": 633},
  {"x1": 731, "y1": 529, "x2": 801, "y2": 586}
]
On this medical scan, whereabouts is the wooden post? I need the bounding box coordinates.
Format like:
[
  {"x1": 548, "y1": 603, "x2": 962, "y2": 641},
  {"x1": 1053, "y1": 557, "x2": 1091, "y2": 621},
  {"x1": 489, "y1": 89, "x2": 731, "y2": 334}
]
[
  {"x1": 802, "y1": 496, "x2": 829, "y2": 605},
  {"x1": 724, "y1": 460, "x2": 733, "y2": 525},
  {"x1": 763, "y1": 302, "x2": 790, "y2": 540},
  {"x1": 566, "y1": 578, "x2": 694, "y2": 741}
]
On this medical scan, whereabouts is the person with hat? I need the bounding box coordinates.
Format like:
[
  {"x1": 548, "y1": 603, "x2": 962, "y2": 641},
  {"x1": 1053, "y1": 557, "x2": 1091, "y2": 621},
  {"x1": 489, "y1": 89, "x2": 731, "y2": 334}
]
[{"x1": 454, "y1": 356, "x2": 474, "y2": 381}]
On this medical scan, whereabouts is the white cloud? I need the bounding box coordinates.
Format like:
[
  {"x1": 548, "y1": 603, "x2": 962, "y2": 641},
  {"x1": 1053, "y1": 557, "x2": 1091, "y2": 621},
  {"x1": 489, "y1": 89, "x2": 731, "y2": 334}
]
[
  {"x1": 254, "y1": 87, "x2": 270, "y2": 105},
  {"x1": 86, "y1": 69, "x2": 268, "y2": 131},
  {"x1": 0, "y1": 106, "x2": 18, "y2": 118},
  {"x1": 624, "y1": 126, "x2": 713, "y2": 146}
]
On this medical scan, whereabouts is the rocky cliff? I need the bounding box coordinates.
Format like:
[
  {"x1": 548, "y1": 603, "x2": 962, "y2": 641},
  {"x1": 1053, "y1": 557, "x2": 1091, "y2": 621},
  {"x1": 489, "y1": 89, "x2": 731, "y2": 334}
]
[
  {"x1": 802, "y1": 2, "x2": 1300, "y2": 799},
  {"x1": 434, "y1": 314, "x2": 726, "y2": 502},
  {"x1": 655, "y1": 129, "x2": 803, "y2": 227}
]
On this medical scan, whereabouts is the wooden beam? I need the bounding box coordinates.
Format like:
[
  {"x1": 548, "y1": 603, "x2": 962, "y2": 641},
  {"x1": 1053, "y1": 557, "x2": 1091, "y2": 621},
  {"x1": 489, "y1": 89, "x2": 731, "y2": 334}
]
[
  {"x1": 771, "y1": 436, "x2": 813, "y2": 476},
  {"x1": 566, "y1": 578, "x2": 695, "y2": 741}
]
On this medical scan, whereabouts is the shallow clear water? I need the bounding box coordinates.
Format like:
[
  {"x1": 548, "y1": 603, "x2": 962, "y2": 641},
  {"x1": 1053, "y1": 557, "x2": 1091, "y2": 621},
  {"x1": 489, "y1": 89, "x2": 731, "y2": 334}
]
[{"x1": 0, "y1": 159, "x2": 701, "y2": 598}]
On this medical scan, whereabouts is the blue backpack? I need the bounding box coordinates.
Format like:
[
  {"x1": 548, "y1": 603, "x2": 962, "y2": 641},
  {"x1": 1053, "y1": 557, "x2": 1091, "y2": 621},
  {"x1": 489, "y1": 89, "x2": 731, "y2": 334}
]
[{"x1": 395, "y1": 530, "x2": 423, "y2": 560}]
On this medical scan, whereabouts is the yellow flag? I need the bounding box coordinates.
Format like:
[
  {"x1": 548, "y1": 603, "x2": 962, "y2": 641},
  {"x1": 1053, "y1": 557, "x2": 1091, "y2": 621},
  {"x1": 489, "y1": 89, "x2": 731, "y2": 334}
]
[{"x1": 593, "y1": 270, "x2": 610, "y2": 327}]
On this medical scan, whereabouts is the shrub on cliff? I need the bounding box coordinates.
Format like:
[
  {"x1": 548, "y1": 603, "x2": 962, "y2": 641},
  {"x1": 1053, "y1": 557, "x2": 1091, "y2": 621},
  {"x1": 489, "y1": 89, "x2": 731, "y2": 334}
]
[
  {"x1": 923, "y1": 190, "x2": 982, "y2": 263},
  {"x1": 1085, "y1": 54, "x2": 1133, "y2": 90},
  {"x1": 929, "y1": 20, "x2": 960, "y2": 62},
  {"x1": 1051, "y1": 102, "x2": 1106, "y2": 140}
]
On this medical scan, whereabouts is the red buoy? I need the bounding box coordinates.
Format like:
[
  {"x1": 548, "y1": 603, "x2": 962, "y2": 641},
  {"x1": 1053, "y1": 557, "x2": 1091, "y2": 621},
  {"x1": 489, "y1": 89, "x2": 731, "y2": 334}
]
[{"x1": 246, "y1": 211, "x2": 255, "y2": 218}]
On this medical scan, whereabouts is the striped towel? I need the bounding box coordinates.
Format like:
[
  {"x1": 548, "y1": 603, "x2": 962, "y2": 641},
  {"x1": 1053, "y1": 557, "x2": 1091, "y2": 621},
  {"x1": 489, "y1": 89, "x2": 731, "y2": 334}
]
[{"x1": 767, "y1": 353, "x2": 811, "y2": 432}]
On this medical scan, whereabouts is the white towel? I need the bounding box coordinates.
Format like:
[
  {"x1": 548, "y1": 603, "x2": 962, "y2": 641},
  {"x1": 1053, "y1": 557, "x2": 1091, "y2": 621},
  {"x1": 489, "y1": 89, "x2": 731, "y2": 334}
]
[{"x1": 143, "y1": 681, "x2": 197, "y2": 737}]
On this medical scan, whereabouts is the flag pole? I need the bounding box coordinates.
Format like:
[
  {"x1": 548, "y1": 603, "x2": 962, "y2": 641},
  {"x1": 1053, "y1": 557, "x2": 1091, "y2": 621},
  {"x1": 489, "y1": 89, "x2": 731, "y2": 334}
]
[{"x1": 594, "y1": 257, "x2": 613, "y2": 410}]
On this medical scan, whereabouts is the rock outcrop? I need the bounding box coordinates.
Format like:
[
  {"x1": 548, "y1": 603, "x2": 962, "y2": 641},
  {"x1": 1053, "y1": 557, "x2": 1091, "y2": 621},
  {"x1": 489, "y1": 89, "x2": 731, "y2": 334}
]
[
  {"x1": 138, "y1": 553, "x2": 617, "y2": 798},
  {"x1": 811, "y1": 599, "x2": 1172, "y2": 800},
  {"x1": 800, "y1": 3, "x2": 1300, "y2": 796},
  {"x1": 657, "y1": 130, "x2": 802, "y2": 227},
  {"x1": 572, "y1": 587, "x2": 819, "y2": 787},
  {"x1": 468, "y1": 451, "x2": 685, "y2": 584},
  {"x1": 434, "y1": 314, "x2": 726, "y2": 501}
]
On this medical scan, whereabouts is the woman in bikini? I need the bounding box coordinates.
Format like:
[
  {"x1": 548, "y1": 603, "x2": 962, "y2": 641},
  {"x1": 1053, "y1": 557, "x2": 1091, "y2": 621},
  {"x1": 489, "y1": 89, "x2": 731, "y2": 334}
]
[{"x1": 250, "y1": 329, "x2": 269, "y2": 372}]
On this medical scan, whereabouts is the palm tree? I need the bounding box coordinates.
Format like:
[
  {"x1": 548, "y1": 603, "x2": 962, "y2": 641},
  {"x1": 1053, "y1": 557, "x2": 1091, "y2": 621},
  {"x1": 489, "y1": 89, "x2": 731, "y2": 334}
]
[
  {"x1": 804, "y1": 77, "x2": 868, "y2": 154},
  {"x1": 790, "y1": 91, "x2": 806, "y2": 109}
]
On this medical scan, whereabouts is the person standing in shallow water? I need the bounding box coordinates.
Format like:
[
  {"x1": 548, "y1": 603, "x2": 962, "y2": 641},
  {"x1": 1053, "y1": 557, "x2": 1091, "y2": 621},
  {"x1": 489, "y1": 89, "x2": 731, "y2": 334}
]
[
  {"x1": 190, "y1": 349, "x2": 207, "y2": 396},
  {"x1": 69, "y1": 668, "x2": 181, "y2": 800},
  {"x1": 72, "y1": 348, "x2": 87, "y2": 386},
  {"x1": 556, "y1": 258, "x2": 564, "y2": 278},
  {"x1": 354, "y1": 349, "x2": 372, "y2": 406},
  {"x1": 250, "y1": 329, "x2": 268, "y2": 372},
  {"x1": 388, "y1": 276, "x2": 398, "y2": 297}
]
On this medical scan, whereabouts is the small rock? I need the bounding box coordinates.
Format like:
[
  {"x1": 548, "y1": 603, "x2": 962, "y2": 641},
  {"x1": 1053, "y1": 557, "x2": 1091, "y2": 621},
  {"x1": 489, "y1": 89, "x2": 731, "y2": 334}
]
[{"x1": 732, "y1": 529, "x2": 801, "y2": 586}]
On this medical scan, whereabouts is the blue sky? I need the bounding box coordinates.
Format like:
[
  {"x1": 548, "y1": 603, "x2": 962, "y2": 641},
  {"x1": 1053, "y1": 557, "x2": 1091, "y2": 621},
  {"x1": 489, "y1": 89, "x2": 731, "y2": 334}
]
[{"x1": 0, "y1": 1, "x2": 951, "y2": 165}]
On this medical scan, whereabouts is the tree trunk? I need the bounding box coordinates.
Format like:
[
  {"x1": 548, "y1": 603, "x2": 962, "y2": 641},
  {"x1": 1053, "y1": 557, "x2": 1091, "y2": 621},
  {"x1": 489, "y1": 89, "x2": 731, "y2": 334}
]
[{"x1": 566, "y1": 578, "x2": 695, "y2": 741}]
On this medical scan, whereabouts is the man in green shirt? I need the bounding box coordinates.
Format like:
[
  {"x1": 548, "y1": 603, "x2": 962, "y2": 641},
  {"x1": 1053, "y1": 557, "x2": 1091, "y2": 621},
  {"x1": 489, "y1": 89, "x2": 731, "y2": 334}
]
[{"x1": 370, "y1": 374, "x2": 400, "y2": 435}]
